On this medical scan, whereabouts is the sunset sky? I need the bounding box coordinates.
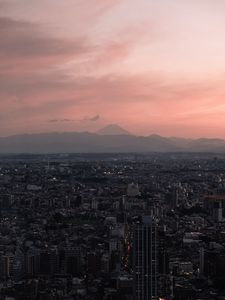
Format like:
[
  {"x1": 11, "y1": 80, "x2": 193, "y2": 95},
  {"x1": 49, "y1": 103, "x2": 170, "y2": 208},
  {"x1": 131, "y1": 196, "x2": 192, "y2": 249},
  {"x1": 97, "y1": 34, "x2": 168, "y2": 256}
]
[{"x1": 1, "y1": 0, "x2": 225, "y2": 138}]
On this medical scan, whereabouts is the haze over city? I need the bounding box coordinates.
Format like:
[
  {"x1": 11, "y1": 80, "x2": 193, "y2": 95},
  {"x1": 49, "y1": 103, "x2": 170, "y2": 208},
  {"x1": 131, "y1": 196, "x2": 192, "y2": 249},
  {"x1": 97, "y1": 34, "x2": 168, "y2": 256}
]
[{"x1": 1, "y1": 0, "x2": 225, "y2": 138}]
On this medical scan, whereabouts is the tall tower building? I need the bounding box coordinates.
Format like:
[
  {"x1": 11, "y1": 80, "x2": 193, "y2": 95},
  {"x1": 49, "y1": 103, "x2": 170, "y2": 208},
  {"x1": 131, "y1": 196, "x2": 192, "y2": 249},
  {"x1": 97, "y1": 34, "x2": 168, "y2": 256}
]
[
  {"x1": 199, "y1": 247, "x2": 204, "y2": 275},
  {"x1": 133, "y1": 216, "x2": 158, "y2": 300}
]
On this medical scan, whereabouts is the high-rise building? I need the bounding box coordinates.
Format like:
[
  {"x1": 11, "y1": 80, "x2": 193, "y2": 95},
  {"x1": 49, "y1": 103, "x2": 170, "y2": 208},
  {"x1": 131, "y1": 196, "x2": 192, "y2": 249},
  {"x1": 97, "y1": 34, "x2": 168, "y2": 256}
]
[
  {"x1": 127, "y1": 183, "x2": 140, "y2": 197},
  {"x1": 133, "y1": 216, "x2": 158, "y2": 300},
  {"x1": 25, "y1": 248, "x2": 40, "y2": 277},
  {"x1": 171, "y1": 188, "x2": 179, "y2": 209},
  {"x1": 199, "y1": 247, "x2": 204, "y2": 275},
  {"x1": 1, "y1": 254, "x2": 14, "y2": 278}
]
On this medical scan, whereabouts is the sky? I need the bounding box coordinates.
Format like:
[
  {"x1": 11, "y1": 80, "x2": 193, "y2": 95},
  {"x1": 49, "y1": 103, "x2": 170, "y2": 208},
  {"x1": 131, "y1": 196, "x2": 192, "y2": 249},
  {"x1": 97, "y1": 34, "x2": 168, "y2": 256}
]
[{"x1": 1, "y1": 0, "x2": 225, "y2": 138}]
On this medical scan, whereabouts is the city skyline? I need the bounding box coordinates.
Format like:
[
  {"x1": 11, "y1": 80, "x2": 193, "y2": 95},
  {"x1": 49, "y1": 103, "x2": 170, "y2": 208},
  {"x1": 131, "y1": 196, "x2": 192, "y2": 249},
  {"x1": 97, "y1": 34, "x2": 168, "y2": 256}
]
[{"x1": 1, "y1": 0, "x2": 225, "y2": 138}]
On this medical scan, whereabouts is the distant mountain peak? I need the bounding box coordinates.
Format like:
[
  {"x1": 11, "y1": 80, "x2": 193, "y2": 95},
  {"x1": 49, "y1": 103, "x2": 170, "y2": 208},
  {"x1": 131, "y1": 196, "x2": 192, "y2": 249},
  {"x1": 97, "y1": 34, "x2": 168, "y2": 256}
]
[
  {"x1": 96, "y1": 124, "x2": 131, "y2": 135},
  {"x1": 1, "y1": 131, "x2": 225, "y2": 153}
]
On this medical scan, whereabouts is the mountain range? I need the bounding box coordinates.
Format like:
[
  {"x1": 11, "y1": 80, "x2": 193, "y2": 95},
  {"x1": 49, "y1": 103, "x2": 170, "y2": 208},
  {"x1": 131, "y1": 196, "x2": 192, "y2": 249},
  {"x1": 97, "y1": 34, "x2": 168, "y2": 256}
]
[{"x1": 0, "y1": 124, "x2": 225, "y2": 153}]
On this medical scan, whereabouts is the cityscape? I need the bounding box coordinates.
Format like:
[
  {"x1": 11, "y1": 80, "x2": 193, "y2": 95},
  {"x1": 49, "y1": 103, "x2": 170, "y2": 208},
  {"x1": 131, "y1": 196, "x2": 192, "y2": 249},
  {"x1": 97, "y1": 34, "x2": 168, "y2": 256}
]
[
  {"x1": 0, "y1": 153, "x2": 225, "y2": 299},
  {"x1": 1, "y1": 0, "x2": 225, "y2": 299}
]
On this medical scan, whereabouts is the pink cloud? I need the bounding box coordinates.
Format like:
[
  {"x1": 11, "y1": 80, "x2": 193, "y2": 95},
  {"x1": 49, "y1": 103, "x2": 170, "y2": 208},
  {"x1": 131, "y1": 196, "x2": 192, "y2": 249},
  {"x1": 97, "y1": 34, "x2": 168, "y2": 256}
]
[
  {"x1": 1, "y1": 69, "x2": 225, "y2": 137},
  {"x1": 0, "y1": 17, "x2": 90, "y2": 71},
  {"x1": 1, "y1": 0, "x2": 225, "y2": 138}
]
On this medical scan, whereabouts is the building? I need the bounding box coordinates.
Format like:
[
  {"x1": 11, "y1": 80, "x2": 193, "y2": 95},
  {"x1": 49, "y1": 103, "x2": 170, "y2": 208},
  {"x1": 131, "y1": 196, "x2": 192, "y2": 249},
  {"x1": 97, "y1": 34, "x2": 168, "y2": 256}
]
[
  {"x1": 199, "y1": 247, "x2": 204, "y2": 275},
  {"x1": 204, "y1": 194, "x2": 225, "y2": 222},
  {"x1": 25, "y1": 248, "x2": 40, "y2": 277},
  {"x1": 127, "y1": 183, "x2": 140, "y2": 198},
  {"x1": 133, "y1": 216, "x2": 157, "y2": 300},
  {"x1": 1, "y1": 254, "x2": 14, "y2": 278}
]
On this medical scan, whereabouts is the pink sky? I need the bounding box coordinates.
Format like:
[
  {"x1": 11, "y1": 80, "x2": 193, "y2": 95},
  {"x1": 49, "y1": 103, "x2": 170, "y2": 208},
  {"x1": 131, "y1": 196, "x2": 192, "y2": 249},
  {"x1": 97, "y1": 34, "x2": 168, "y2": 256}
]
[{"x1": 1, "y1": 0, "x2": 225, "y2": 138}]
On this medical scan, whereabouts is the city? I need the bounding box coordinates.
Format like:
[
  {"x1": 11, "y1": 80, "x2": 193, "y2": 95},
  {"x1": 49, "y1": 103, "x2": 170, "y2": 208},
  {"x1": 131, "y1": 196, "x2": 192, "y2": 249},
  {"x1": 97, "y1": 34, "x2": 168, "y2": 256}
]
[{"x1": 0, "y1": 153, "x2": 225, "y2": 299}]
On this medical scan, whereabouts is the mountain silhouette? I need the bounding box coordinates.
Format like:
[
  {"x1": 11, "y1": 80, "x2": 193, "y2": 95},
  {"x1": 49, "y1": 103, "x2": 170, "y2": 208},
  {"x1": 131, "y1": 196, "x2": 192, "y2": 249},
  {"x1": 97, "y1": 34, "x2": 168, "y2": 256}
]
[
  {"x1": 96, "y1": 124, "x2": 131, "y2": 135},
  {"x1": 0, "y1": 131, "x2": 225, "y2": 153}
]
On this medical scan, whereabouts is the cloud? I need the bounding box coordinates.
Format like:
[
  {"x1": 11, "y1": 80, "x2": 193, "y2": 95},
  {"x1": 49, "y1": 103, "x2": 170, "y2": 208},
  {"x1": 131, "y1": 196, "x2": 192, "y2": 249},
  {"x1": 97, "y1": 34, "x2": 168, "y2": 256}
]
[
  {"x1": 83, "y1": 114, "x2": 101, "y2": 122},
  {"x1": 1, "y1": 70, "x2": 223, "y2": 122},
  {"x1": 1, "y1": 69, "x2": 225, "y2": 137},
  {"x1": 47, "y1": 115, "x2": 101, "y2": 124},
  {"x1": 0, "y1": 17, "x2": 89, "y2": 70},
  {"x1": 69, "y1": 23, "x2": 150, "y2": 75},
  {"x1": 0, "y1": 1, "x2": 121, "y2": 42},
  {"x1": 48, "y1": 118, "x2": 75, "y2": 123},
  {"x1": 0, "y1": 15, "x2": 149, "y2": 129},
  {"x1": 90, "y1": 114, "x2": 100, "y2": 121},
  {"x1": 48, "y1": 119, "x2": 59, "y2": 123},
  {"x1": 0, "y1": 0, "x2": 121, "y2": 24},
  {"x1": 0, "y1": 13, "x2": 147, "y2": 99},
  {"x1": 1, "y1": 0, "x2": 225, "y2": 138}
]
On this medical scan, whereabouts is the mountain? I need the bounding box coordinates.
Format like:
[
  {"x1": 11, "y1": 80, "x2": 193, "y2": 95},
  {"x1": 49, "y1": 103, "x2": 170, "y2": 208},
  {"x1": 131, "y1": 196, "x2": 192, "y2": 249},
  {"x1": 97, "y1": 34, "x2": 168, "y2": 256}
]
[
  {"x1": 0, "y1": 131, "x2": 225, "y2": 153},
  {"x1": 96, "y1": 124, "x2": 131, "y2": 135}
]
